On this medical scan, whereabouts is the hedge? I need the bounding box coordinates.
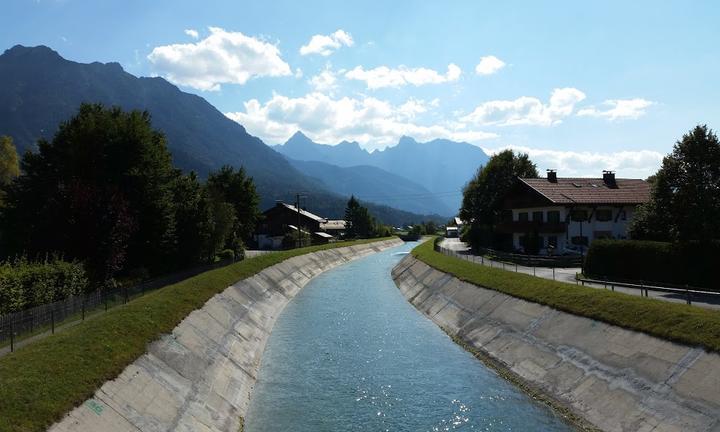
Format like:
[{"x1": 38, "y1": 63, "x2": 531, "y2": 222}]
[
  {"x1": 0, "y1": 257, "x2": 89, "y2": 314},
  {"x1": 584, "y1": 239, "x2": 720, "y2": 289}
]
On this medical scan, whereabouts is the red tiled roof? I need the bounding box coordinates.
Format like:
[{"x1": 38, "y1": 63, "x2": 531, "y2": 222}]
[{"x1": 519, "y1": 177, "x2": 651, "y2": 205}]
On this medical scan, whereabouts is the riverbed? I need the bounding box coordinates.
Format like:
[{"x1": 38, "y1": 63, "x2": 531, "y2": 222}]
[{"x1": 245, "y1": 242, "x2": 574, "y2": 431}]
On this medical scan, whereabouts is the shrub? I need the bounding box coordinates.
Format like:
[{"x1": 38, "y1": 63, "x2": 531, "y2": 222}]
[
  {"x1": 0, "y1": 257, "x2": 89, "y2": 314},
  {"x1": 584, "y1": 239, "x2": 720, "y2": 289},
  {"x1": 217, "y1": 249, "x2": 235, "y2": 261}
]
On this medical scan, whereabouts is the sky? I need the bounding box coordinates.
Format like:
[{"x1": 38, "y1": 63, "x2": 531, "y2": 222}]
[{"x1": 2, "y1": 0, "x2": 719, "y2": 178}]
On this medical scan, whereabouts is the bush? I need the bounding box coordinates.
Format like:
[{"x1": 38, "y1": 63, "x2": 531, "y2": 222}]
[
  {"x1": 217, "y1": 249, "x2": 235, "y2": 261},
  {"x1": 584, "y1": 240, "x2": 720, "y2": 289},
  {"x1": 0, "y1": 257, "x2": 89, "y2": 314}
]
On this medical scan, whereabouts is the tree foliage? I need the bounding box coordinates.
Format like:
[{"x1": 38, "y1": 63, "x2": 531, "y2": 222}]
[
  {"x1": 0, "y1": 136, "x2": 20, "y2": 186},
  {"x1": 630, "y1": 125, "x2": 720, "y2": 242},
  {"x1": 459, "y1": 150, "x2": 538, "y2": 249},
  {"x1": 343, "y1": 195, "x2": 389, "y2": 239},
  {"x1": 0, "y1": 104, "x2": 260, "y2": 285}
]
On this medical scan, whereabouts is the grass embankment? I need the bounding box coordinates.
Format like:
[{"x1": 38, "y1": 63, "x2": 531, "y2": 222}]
[
  {"x1": 412, "y1": 239, "x2": 720, "y2": 353},
  {"x1": 0, "y1": 237, "x2": 394, "y2": 432}
]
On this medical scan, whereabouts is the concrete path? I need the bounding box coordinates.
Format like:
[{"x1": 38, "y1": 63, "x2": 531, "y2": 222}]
[{"x1": 438, "y1": 238, "x2": 720, "y2": 311}]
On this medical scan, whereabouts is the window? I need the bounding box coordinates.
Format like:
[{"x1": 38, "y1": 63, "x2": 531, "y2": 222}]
[
  {"x1": 547, "y1": 210, "x2": 560, "y2": 223},
  {"x1": 571, "y1": 210, "x2": 588, "y2": 222},
  {"x1": 548, "y1": 236, "x2": 558, "y2": 248},
  {"x1": 620, "y1": 210, "x2": 627, "y2": 221},
  {"x1": 595, "y1": 209, "x2": 612, "y2": 222},
  {"x1": 519, "y1": 235, "x2": 527, "y2": 247},
  {"x1": 532, "y1": 211, "x2": 544, "y2": 222},
  {"x1": 518, "y1": 212, "x2": 529, "y2": 222},
  {"x1": 571, "y1": 236, "x2": 589, "y2": 246}
]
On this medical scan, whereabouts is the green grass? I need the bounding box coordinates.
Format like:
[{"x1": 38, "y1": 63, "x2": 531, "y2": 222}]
[
  {"x1": 0, "y1": 237, "x2": 394, "y2": 432},
  {"x1": 412, "y1": 238, "x2": 720, "y2": 353}
]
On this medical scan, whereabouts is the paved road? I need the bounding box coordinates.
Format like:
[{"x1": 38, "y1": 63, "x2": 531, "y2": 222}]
[{"x1": 438, "y1": 238, "x2": 720, "y2": 311}]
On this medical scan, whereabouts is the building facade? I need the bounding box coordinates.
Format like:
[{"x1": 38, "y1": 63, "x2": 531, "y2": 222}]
[
  {"x1": 498, "y1": 171, "x2": 650, "y2": 254},
  {"x1": 255, "y1": 202, "x2": 346, "y2": 249}
]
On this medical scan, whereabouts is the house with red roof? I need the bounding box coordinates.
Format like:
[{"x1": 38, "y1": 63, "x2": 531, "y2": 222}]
[{"x1": 498, "y1": 170, "x2": 651, "y2": 254}]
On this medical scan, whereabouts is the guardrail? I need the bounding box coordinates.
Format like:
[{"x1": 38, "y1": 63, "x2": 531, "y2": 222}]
[
  {"x1": 577, "y1": 277, "x2": 720, "y2": 306},
  {"x1": 435, "y1": 243, "x2": 582, "y2": 268}
]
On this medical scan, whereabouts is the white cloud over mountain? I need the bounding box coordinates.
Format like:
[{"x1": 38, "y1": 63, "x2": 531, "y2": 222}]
[
  {"x1": 147, "y1": 27, "x2": 291, "y2": 91},
  {"x1": 482, "y1": 145, "x2": 663, "y2": 179},
  {"x1": 462, "y1": 88, "x2": 587, "y2": 126},
  {"x1": 299, "y1": 29, "x2": 354, "y2": 56},
  {"x1": 577, "y1": 98, "x2": 654, "y2": 121},
  {"x1": 475, "y1": 55, "x2": 506, "y2": 75},
  {"x1": 345, "y1": 63, "x2": 462, "y2": 89},
  {"x1": 225, "y1": 92, "x2": 496, "y2": 149}
]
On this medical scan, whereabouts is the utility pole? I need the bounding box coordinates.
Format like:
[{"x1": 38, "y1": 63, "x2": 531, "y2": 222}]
[{"x1": 295, "y1": 193, "x2": 307, "y2": 248}]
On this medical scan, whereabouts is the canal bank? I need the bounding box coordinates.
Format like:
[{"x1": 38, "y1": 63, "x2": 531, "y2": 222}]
[
  {"x1": 244, "y1": 241, "x2": 576, "y2": 431},
  {"x1": 49, "y1": 238, "x2": 402, "y2": 432},
  {"x1": 392, "y1": 254, "x2": 720, "y2": 432}
]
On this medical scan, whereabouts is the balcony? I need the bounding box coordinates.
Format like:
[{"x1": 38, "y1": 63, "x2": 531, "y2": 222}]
[{"x1": 496, "y1": 220, "x2": 567, "y2": 234}]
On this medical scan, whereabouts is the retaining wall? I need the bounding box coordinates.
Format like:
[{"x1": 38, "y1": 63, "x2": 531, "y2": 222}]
[
  {"x1": 392, "y1": 255, "x2": 720, "y2": 432},
  {"x1": 50, "y1": 238, "x2": 403, "y2": 432}
]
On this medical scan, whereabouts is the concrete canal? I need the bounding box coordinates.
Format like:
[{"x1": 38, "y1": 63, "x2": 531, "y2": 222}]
[{"x1": 245, "y1": 242, "x2": 574, "y2": 431}]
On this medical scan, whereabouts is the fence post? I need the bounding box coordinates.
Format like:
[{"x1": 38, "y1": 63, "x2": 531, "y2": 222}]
[
  {"x1": 82, "y1": 295, "x2": 86, "y2": 321},
  {"x1": 124, "y1": 286, "x2": 129, "y2": 304},
  {"x1": 533, "y1": 266, "x2": 536, "y2": 277},
  {"x1": 51, "y1": 309, "x2": 55, "y2": 334},
  {"x1": 10, "y1": 320, "x2": 14, "y2": 353},
  {"x1": 515, "y1": 263, "x2": 518, "y2": 272},
  {"x1": 686, "y1": 285, "x2": 691, "y2": 305},
  {"x1": 481, "y1": 255, "x2": 484, "y2": 265},
  {"x1": 552, "y1": 267, "x2": 556, "y2": 281}
]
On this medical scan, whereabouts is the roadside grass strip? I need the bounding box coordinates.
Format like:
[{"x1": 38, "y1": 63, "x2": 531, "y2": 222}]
[
  {"x1": 0, "y1": 238, "x2": 392, "y2": 432},
  {"x1": 412, "y1": 239, "x2": 720, "y2": 353}
]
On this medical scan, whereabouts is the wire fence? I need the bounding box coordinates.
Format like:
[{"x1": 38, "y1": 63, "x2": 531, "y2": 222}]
[
  {"x1": 0, "y1": 257, "x2": 235, "y2": 353},
  {"x1": 434, "y1": 242, "x2": 720, "y2": 308}
]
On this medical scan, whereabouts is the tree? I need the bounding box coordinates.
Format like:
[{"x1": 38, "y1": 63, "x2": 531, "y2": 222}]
[
  {"x1": 0, "y1": 136, "x2": 19, "y2": 186},
  {"x1": 344, "y1": 195, "x2": 377, "y2": 238},
  {"x1": 1, "y1": 104, "x2": 177, "y2": 280},
  {"x1": 206, "y1": 165, "x2": 260, "y2": 252},
  {"x1": 459, "y1": 150, "x2": 538, "y2": 250},
  {"x1": 630, "y1": 125, "x2": 720, "y2": 242}
]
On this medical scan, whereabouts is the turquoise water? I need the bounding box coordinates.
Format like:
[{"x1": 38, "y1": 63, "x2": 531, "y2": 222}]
[{"x1": 245, "y1": 242, "x2": 574, "y2": 431}]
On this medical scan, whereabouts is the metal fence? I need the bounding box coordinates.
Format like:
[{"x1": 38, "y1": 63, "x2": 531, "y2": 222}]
[
  {"x1": 0, "y1": 257, "x2": 234, "y2": 353},
  {"x1": 433, "y1": 242, "x2": 720, "y2": 308}
]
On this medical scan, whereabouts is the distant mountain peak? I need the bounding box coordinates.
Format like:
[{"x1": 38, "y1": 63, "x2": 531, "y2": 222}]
[
  {"x1": 4, "y1": 44, "x2": 61, "y2": 59},
  {"x1": 398, "y1": 135, "x2": 418, "y2": 146}
]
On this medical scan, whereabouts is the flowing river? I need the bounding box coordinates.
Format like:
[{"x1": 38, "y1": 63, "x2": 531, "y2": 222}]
[{"x1": 245, "y1": 242, "x2": 575, "y2": 431}]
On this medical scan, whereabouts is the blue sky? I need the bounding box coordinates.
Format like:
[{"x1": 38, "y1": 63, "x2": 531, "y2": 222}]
[{"x1": 3, "y1": 0, "x2": 719, "y2": 177}]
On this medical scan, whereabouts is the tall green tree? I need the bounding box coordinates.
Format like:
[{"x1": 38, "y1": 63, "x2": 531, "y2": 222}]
[
  {"x1": 344, "y1": 195, "x2": 377, "y2": 239},
  {"x1": 0, "y1": 136, "x2": 19, "y2": 186},
  {"x1": 459, "y1": 150, "x2": 538, "y2": 250},
  {"x1": 206, "y1": 165, "x2": 260, "y2": 251},
  {"x1": 1, "y1": 104, "x2": 177, "y2": 280},
  {"x1": 630, "y1": 125, "x2": 720, "y2": 242}
]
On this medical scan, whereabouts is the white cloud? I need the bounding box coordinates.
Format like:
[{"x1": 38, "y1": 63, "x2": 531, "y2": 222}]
[
  {"x1": 184, "y1": 28, "x2": 199, "y2": 39},
  {"x1": 475, "y1": 55, "x2": 506, "y2": 75},
  {"x1": 482, "y1": 145, "x2": 663, "y2": 179},
  {"x1": 345, "y1": 63, "x2": 462, "y2": 89},
  {"x1": 577, "y1": 98, "x2": 654, "y2": 121},
  {"x1": 461, "y1": 88, "x2": 586, "y2": 126},
  {"x1": 225, "y1": 92, "x2": 496, "y2": 149},
  {"x1": 299, "y1": 29, "x2": 354, "y2": 56},
  {"x1": 308, "y1": 66, "x2": 338, "y2": 93},
  {"x1": 147, "y1": 27, "x2": 291, "y2": 91}
]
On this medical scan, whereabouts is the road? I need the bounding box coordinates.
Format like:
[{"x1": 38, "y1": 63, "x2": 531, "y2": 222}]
[{"x1": 438, "y1": 238, "x2": 720, "y2": 311}]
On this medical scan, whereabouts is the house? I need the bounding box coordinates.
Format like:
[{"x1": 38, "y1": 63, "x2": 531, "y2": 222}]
[
  {"x1": 446, "y1": 217, "x2": 465, "y2": 237},
  {"x1": 255, "y1": 202, "x2": 344, "y2": 249},
  {"x1": 498, "y1": 170, "x2": 650, "y2": 254},
  {"x1": 320, "y1": 219, "x2": 347, "y2": 237}
]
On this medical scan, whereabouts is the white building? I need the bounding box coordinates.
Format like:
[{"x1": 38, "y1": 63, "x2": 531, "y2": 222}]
[{"x1": 498, "y1": 171, "x2": 650, "y2": 254}]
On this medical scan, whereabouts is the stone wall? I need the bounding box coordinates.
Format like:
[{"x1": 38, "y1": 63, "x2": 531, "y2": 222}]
[
  {"x1": 50, "y1": 238, "x2": 403, "y2": 432},
  {"x1": 392, "y1": 255, "x2": 720, "y2": 432}
]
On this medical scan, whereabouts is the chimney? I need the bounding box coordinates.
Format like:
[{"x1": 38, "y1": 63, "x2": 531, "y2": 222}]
[
  {"x1": 603, "y1": 170, "x2": 616, "y2": 186},
  {"x1": 547, "y1": 169, "x2": 557, "y2": 183}
]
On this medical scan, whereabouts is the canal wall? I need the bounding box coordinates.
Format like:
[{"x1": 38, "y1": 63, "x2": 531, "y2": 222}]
[
  {"x1": 50, "y1": 238, "x2": 403, "y2": 432},
  {"x1": 392, "y1": 255, "x2": 720, "y2": 432}
]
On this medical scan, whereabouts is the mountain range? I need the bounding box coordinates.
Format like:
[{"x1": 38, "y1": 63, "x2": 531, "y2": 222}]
[
  {"x1": 275, "y1": 132, "x2": 489, "y2": 212},
  {"x1": 0, "y1": 44, "x2": 485, "y2": 224}
]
